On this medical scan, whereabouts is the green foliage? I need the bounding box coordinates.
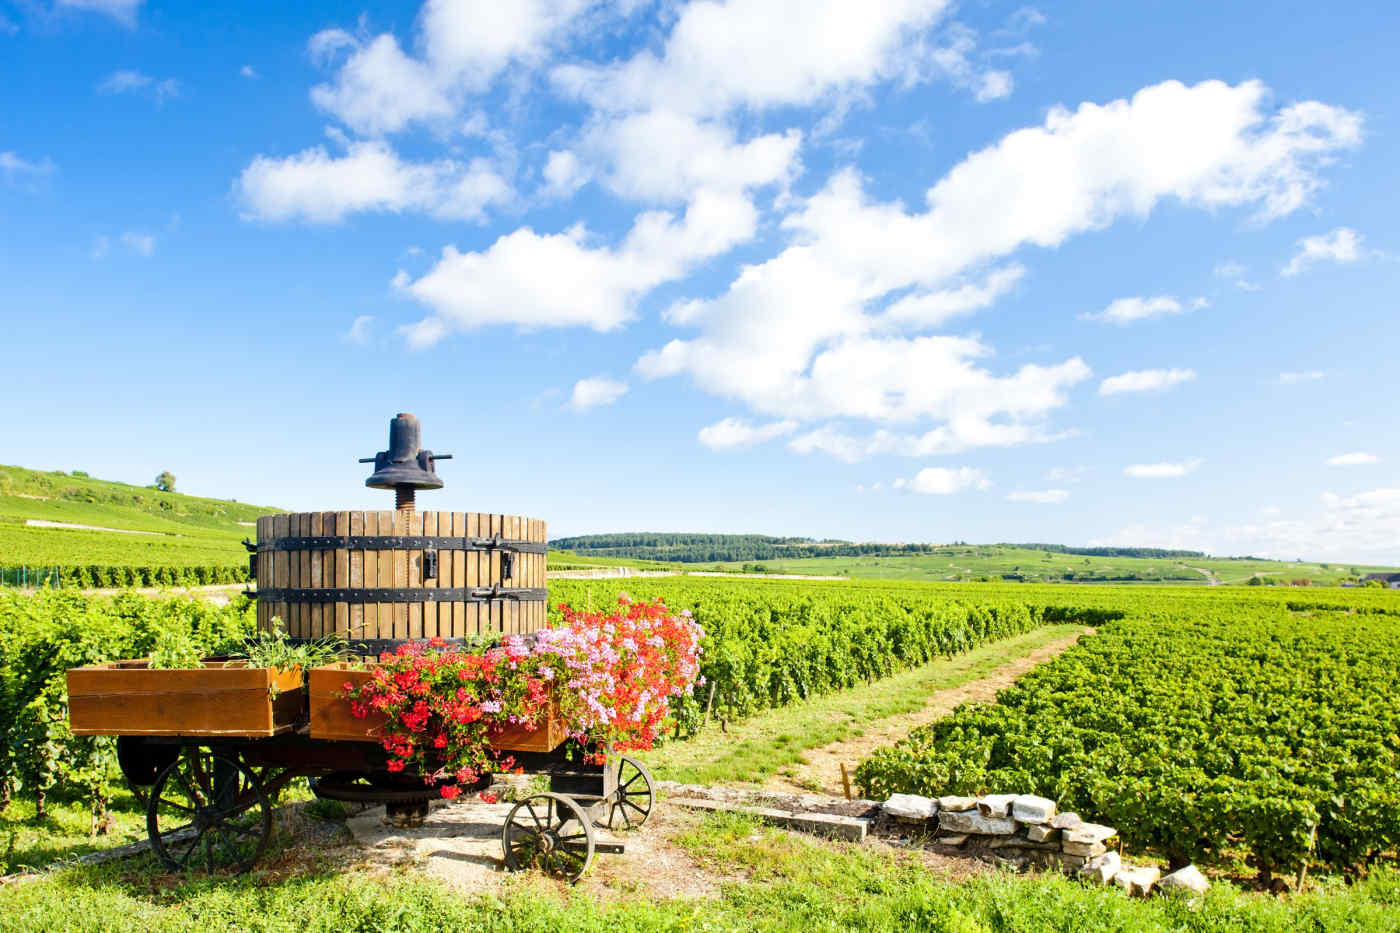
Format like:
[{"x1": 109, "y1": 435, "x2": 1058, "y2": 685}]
[
  {"x1": 857, "y1": 606, "x2": 1400, "y2": 880},
  {"x1": 0, "y1": 590, "x2": 255, "y2": 817},
  {"x1": 153, "y1": 472, "x2": 176, "y2": 493}
]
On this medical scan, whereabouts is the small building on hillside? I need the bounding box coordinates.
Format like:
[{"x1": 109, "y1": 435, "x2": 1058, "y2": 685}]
[{"x1": 1362, "y1": 572, "x2": 1400, "y2": 588}]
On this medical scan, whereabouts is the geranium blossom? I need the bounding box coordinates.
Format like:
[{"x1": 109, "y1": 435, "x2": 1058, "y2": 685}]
[{"x1": 343, "y1": 596, "x2": 702, "y2": 798}]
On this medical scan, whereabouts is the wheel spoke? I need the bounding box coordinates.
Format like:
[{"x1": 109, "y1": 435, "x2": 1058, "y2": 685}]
[
  {"x1": 526, "y1": 802, "x2": 544, "y2": 832},
  {"x1": 177, "y1": 828, "x2": 209, "y2": 868},
  {"x1": 622, "y1": 770, "x2": 645, "y2": 791}
]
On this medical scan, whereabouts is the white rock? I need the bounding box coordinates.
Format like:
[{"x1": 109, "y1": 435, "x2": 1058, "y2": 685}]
[
  {"x1": 935, "y1": 833, "x2": 969, "y2": 846},
  {"x1": 1079, "y1": 850, "x2": 1121, "y2": 885},
  {"x1": 1063, "y1": 822, "x2": 1117, "y2": 846},
  {"x1": 1115, "y1": 865, "x2": 1161, "y2": 897},
  {"x1": 1060, "y1": 854, "x2": 1087, "y2": 871},
  {"x1": 1158, "y1": 864, "x2": 1210, "y2": 896},
  {"x1": 1050, "y1": 812, "x2": 1082, "y2": 830},
  {"x1": 1027, "y1": 824, "x2": 1060, "y2": 843},
  {"x1": 939, "y1": 809, "x2": 1018, "y2": 836},
  {"x1": 882, "y1": 793, "x2": 938, "y2": 820},
  {"x1": 937, "y1": 795, "x2": 978, "y2": 812},
  {"x1": 1062, "y1": 840, "x2": 1108, "y2": 858},
  {"x1": 1012, "y1": 795, "x2": 1057, "y2": 824},
  {"x1": 977, "y1": 793, "x2": 1018, "y2": 818}
]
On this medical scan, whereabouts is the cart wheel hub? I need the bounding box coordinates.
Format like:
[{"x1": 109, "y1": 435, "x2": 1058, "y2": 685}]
[{"x1": 538, "y1": 834, "x2": 556, "y2": 854}]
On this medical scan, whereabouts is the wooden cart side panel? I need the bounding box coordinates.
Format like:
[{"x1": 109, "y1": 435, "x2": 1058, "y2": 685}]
[{"x1": 66, "y1": 664, "x2": 303, "y2": 738}]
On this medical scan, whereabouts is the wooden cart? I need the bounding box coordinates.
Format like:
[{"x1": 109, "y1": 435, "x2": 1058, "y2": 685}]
[{"x1": 68, "y1": 657, "x2": 654, "y2": 881}]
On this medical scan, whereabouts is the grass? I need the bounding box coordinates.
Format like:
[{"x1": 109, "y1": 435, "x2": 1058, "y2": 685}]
[
  {"x1": 2, "y1": 808, "x2": 1397, "y2": 932},
  {"x1": 708, "y1": 545, "x2": 1398, "y2": 587},
  {"x1": 637, "y1": 625, "x2": 1085, "y2": 786}
]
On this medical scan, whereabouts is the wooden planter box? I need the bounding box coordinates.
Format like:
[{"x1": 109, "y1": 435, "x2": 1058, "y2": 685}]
[
  {"x1": 67, "y1": 659, "x2": 305, "y2": 738},
  {"x1": 309, "y1": 662, "x2": 568, "y2": 753}
]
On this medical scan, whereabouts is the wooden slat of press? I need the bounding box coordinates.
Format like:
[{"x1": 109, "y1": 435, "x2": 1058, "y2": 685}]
[
  {"x1": 349, "y1": 511, "x2": 365, "y2": 642},
  {"x1": 364, "y1": 511, "x2": 381, "y2": 641},
  {"x1": 254, "y1": 516, "x2": 267, "y2": 633},
  {"x1": 466, "y1": 512, "x2": 481, "y2": 636},
  {"x1": 451, "y1": 512, "x2": 466, "y2": 638},
  {"x1": 403, "y1": 510, "x2": 420, "y2": 640},
  {"x1": 335, "y1": 510, "x2": 350, "y2": 639},
  {"x1": 392, "y1": 509, "x2": 409, "y2": 640},
  {"x1": 309, "y1": 512, "x2": 324, "y2": 639},
  {"x1": 488, "y1": 514, "x2": 503, "y2": 635},
  {"x1": 376, "y1": 511, "x2": 394, "y2": 640},
  {"x1": 521, "y1": 516, "x2": 531, "y2": 632},
  {"x1": 288, "y1": 514, "x2": 303, "y2": 639},
  {"x1": 272, "y1": 514, "x2": 289, "y2": 636},
  {"x1": 300, "y1": 513, "x2": 314, "y2": 639},
  {"x1": 508, "y1": 514, "x2": 521, "y2": 635},
  {"x1": 535, "y1": 517, "x2": 546, "y2": 632},
  {"x1": 419, "y1": 511, "x2": 436, "y2": 638}
]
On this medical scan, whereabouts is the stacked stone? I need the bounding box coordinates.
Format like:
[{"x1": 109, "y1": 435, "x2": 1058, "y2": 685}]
[{"x1": 880, "y1": 792, "x2": 1208, "y2": 898}]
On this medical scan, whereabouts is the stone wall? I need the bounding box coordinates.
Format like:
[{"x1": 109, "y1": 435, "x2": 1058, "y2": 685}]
[{"x1": 881, "y1": 792, "x2": 1208, "y2": 898}]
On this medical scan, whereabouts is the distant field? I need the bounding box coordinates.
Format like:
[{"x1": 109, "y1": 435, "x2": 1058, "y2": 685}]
[{"x1": 709, "y1": 545, "x2": 1396, "y2": 586}]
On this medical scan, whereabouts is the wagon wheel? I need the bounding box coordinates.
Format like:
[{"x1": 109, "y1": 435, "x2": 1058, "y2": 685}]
[
  {"x1": 146, "y1": 748, "x2": 271, "y2": 875},
  {"x1": 603, "y1": 756, "x2": 654, "y2": 830},
  {"x1": 502, "y1": 792, "x2": 595, "y2": 882}
]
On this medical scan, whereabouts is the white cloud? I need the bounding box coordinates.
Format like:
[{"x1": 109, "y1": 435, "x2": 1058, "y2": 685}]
[
  {"x1": 789, "y1": 418, "x2": 1076, "y2": 463},
  {"x1": 120, "y1": 231, "x2": 155, "y2": 256},
  {"x1": 638, "y1": 81, "x2": 1357, "y2": 459},
  {"x1": 90, "y1": 235, "x2": 110, "y2": 260},
  {"x1": 567, "y1": 376, "x2": 628, "y2": 411},
  {"x1": 0, "y1": 151, "x2": 55, "y2": 187},
  {"x1": 57, "y1": 0, "x2": 141, "y2": 25},
  {"x1": 1096, "y1": 488, "x2": 1400, "y2": 563},
  {"x1": 309, "y1": 0, "x2": 597, "y2": 135},
  {"x1": 1047, "y1": 465, "x2": 1088, "y2": 484},
  {"x1": 697, "y1": 417, "x2": 798, "y2": 450},
  {"x1": 1327, "y1": 452, "x2": 1379, "y2": 466},
  {"x1": 1278, "y1": 370, "x2": 1323, "y2": 384},
  {"x1": 1214, "y1": 260, "x2": 1260, "y2": 291},
  {"x1": 1080, "y1": 296, "x2": 1186, "y2": 324},
  {"x1": 904, "y1": 466, "x2": 991, "y2": 495},
  {"x1": 1099, "y1": 367, "x2": 1196, "y2": 395},
  {"x1": 398, "y1": 186, "x2": 760, "y2": 341},
  {"x1": 1124, "y1": 458, "x2": 1202, "y2": 478},
  {"x1": 97, "y1": 70, "x2": 180, "y2": 103},
  {"x1": 240, "y1": 65, "x2": 259, "y2": 79},
  {"x1": 554, "y1": 0, "x2": 960, "y2": 117},
  {"x1": 237, "y1": 141, "x2": 511, "y2": 224},
  {"x1": 1006, "y1": 488, "x2": 1069, "y2": 504},
  {"x1": 1282, "y1": 226, "x2": 1364, "y2": 276},
  {"x1": 880, "y1": 264, "x2": 1025, "y2": 329},
  {"x1": 346, "y1": 315, "x2": 374, "y2": 344}
]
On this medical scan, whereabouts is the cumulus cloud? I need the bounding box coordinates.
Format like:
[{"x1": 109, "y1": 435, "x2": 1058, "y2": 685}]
[
  {"x1": 788, "y1": 416, "x2": 1077, "y2": 463},
  {"x1": 697, "y1": 417, "x2": 798, "y2": 450},
  {"x1": 1282, "y1": 227, "x2": 1364, "y2": 276},
  {"x1": 57, "y1": 0, "x2": 141, "y2": 25},
  {"x1": 397, "y1": 187, "x2": 758, "y2": 340},
  {"x1": 637, "y1": 80, "x2": 1356, "y2": 459},
  {"x1": 1278, "y1": 370, "x2": 1323, "y2": 384},
  {"x1": 97, "y1": 70, "x2": 180, "y2": 103},
  {"x1": 1080, "y1": 296, "x2": 1187, "y2": 324},
  {"x1": 237, "y1": 141, "x2": 511, "y2": 224},
  {"x1": 567, "y1": 376, "x2": 628, "y2": 411},
  {"x1": 119, "y1": 231, "x2": 155, "y2": 256},
  {"x1": 1094, "y1": 488, "x2": 1400, "y2": 563},
  {"x1": 240, "y1": 65, "x2": 259, "y2": 79},
  {"x1": 0, "y1": 151, "x2": 55, "y2": 188},
  {"x1": 346, "y1": 315, "x2": 374, "y2": 344},
  {"x1": 1124, "y1": 458, "x2": 1202, "y2": 478},
  {"x1": 1006, "y1": 488, "x2": 1069, "y2": 504},
  {"x1": 309, "y1": 0, "x2": 598, "y2": 135},
  {"x1": 903, "y1": 466, "x2": 991, "y2": 495},
  {"x1": 1327, "y1": 451, "x2": 1379, "y2": 466},
  {"x1": 1214, "y1": 260, "x2": 1259, "y2": 291},
  {"x1": 1099, "y1": 368, "x2": 1196, "y2": 395}
]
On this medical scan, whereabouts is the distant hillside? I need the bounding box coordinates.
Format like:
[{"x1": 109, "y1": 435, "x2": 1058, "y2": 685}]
[
  {"x1": 552, "y1": 532, "x2": 959, "y2": 563},
  {"x1": 547, "y1": 532, "x2": 1211, "y2": 564},
  {"x1": 0, "y1": 464, "x2": 281, "y2": 571}
]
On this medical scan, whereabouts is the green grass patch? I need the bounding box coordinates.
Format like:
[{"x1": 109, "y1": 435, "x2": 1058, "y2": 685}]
[
  {"x1": 637, "y1": 624, "x2": 1083, "y2": 785},
  {"x1": 2, "y1": 810, "x2": 1398, "y2": 932}
]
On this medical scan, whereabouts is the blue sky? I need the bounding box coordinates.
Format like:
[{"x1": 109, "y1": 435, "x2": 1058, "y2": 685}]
[{"x1": 2, "y1": 0, "x2": 1397, "y2": 561}]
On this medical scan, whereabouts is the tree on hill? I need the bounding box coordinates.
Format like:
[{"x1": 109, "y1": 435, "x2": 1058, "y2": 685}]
[{"x1": 154, "y1": 471, "x2": 176, "y2": 492}]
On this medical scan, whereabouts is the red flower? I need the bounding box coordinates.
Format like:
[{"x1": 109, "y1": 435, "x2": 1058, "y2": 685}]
[
  {"x1": 478, "y1": 791, "x2": 498, "y2": 804},
  {"x1": 386, "y1": 758, "x2": 406, "y2": 772},
  {"x1": 439, "y1": 783, "x2": 462, "y2": 800}
]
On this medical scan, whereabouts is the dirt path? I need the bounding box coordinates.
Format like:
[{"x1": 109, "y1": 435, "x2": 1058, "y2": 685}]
[{"x1": 765, "y1": 629, "x2": 1089, "y2": 797}]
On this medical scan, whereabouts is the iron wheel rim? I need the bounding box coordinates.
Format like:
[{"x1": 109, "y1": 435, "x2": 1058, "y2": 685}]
[
  {"x1": 146, "y1": 748, "x2": 271, "y2": 875},
  {"x1": 502, "y1": 792, "x2": 594, "y2": 882}
]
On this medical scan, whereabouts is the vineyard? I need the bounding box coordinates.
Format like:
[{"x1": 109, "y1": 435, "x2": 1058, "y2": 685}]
[{"x1": 2, "y1": 575, "x2": 1398, "y2": 900}]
